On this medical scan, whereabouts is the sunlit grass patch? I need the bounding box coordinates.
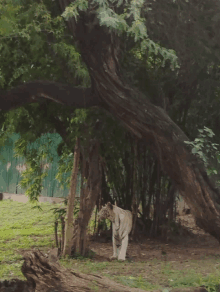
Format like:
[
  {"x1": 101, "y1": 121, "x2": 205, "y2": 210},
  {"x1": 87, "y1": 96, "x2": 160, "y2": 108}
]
[
  {"x1": 0, "y1": 262, "x2": 25, "y2": 280},
  {"x1": 0, "y1": 200, "x2": 55, "y2": 279},
  {"x1": 114, "y1": 275, "x2": 161, "y2": 291}
]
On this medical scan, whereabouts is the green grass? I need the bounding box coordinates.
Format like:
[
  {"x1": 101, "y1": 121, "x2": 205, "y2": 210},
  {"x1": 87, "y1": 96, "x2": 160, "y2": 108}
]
[
  {"x1": 0, "y1": 200, "x2": 220, "y2": 291},
  {"x1": 114, "y1": 275, "x2": 160, "y2": 290},
  {"x1": 0, "y1": 200, "x2": 56, "y2": 279},
  {"x1": 60, "y1": 257, "x2": 220, "y2": 291}
]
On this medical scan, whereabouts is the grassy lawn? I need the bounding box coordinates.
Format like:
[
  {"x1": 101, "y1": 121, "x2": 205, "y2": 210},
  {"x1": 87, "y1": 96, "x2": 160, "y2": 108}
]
[
  {"x1": 60, "y1": 257, "x2": 220, "y2": 291},
  {"x1": 0, "y1": 200, "x2": 220, "y2": 291},
  {"x1": 0, "y1": 200, "x2": 55, "y2": 279}
]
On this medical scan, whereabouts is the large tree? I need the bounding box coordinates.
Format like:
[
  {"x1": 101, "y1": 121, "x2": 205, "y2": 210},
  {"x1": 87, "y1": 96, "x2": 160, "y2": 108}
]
[{"x1": 1, "y1": 0, "x2": 220, "y2": 243}]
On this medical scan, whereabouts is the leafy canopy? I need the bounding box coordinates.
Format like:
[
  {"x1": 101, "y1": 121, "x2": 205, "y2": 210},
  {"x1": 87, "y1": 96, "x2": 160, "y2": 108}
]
[{"x1": 62, "y1": 0, "x2": 178, "y2": 70}]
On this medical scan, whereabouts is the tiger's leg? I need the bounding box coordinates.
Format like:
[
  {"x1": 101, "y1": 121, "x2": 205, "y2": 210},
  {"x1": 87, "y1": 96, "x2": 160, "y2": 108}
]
[
  {"x1": 111, "y1": 224, "x2": 118, "y2": 259},
  {"x1": 118, "y1": 234, "x2": 128, "y2": 261},
  {"x1": 116, "y1": 238, "x2": 122, "y2": 258}
]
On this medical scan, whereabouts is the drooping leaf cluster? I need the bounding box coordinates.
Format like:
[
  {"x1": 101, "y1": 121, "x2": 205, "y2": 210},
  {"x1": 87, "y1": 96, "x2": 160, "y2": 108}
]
[{"x1": 185, "y1": 127, "x2": 220, "y2": 182}]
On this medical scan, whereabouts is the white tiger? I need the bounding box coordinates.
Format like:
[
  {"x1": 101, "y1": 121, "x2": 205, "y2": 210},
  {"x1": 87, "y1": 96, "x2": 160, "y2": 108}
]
[{"x1": 98, "y1": 202, "x2": 132, "y2": 261}]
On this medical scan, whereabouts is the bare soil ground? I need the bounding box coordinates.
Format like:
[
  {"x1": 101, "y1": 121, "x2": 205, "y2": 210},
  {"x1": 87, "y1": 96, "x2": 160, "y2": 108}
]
[
  {"x1": 90, "y1": 213, "x2": 220, "y2": 263},
  {"x1": 86, "y1": 213, "x2": 220, "y2": 291}
]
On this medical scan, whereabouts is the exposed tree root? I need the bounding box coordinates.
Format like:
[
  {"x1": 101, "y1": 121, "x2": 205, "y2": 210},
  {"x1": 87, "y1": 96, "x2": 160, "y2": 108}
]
[
  {"x1": 0, "y1": 250, "x2": 213, "y2": 292},
  {"x1": 0, "y1": 250, "x2": 147, "y2": 292}
]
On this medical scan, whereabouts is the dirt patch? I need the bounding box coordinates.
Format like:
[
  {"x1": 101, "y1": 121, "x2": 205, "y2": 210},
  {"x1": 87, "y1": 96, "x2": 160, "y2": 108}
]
[
  {"x1": 2, "y1": 192, "x2": 64, "y2": 204},
  {"x1": 90, "y1": 236, "x2": 220, "y2": 263},
  {"x1": 89, "y1": 214, "x2": 220, "y2": 263},
  {"x1": 87, "y1": 214, "x2": 220, "y2": 291}
]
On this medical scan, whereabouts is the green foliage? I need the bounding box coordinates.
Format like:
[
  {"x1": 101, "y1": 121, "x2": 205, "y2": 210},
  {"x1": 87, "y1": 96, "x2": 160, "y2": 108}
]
[
  {"x1": 0, "y1": 0, "x2": 89, "y2": 88},
  {"x1": 116, "y1": 275, "x2": 157, "y2": 290},
  {"x1": 0, "y1": 1, "x2": 63, "y2": 39},
  {"x1": 168, "y1": 270, "x2": 220, "y2": 292},
  {"x1": 51, "y1": 198, "x2": 80, "y2": 222},
  {"x1": 55, "y1": 149, "x2": 74, "y2": 189},
  {"x1": 97, "y1": 218, "x2": 111, "y2": 232},
  {"x1": 55, "y1": 108, "x2": 90, "y2": 189},
  {"x1": 0, "y1": 0, "x2": 22, "y2": 36},
  {"x1": 61, "y1": 0, "x2": 88, "y2": 22},
  {"x1": 185, "y1": 126, "x2": 220, "y2": 178},
  {"x1": 0, "y1": 102, "x2": 91, "y2": 200},
  {"x1": 13, "y1": 136, "x2": 53, "y2": 202},
  {"x1": 195, "y1": 274, "x2": 220, "y2": 292},
  {"x1": 52, "y1": 42, "x2": 90, "y2": 86},
  {"x1": 61, "y1": 0, "x2": 178, "y2": 70}
]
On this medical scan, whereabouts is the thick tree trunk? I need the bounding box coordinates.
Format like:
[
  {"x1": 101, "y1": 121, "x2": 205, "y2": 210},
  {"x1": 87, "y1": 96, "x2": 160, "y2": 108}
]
[
  {"x1": 70, "y1": 5, "x2": 220, "y2": 241},
  {"x1": 63, "y1": 137, "x2": 80, "y2": 256}
]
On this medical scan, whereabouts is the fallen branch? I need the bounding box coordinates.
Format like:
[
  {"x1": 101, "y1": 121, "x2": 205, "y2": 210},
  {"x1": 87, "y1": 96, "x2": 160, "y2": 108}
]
[{"x1": 7, "y1": 250, "x2": 148, "y2": 292}]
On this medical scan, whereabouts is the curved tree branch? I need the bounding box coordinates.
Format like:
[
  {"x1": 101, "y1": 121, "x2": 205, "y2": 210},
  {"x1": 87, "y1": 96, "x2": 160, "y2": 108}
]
[
  {"x1": 68, "y1": 4, "x2": 220, "y2": 242},
  {"x1": 0, "y1": 81, "x2": 102, "y2": 111}
]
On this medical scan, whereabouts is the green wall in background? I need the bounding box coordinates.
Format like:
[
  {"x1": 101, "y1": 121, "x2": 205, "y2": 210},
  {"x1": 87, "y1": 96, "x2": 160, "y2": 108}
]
[{"x1": 0, "y1": 133, "x2": 80, "y2": 198}]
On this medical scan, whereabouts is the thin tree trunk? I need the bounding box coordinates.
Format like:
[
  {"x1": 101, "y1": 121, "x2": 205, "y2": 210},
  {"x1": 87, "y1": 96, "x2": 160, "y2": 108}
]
[
  {"x1": 131, "y1": 138, "x2": 138, "y2": 238},
  {"x1": 74, "y1": 149, "x2": 87, "y2": 255},
  {"x1": 93, "y1": 204, "x2": 98, "y2": 235},
  {"x1": 63, "y1": 137, "x2": 80, "y2": 256},
  {"x1": 140, "y1": 149, "x2": 148, "y2": 219},
  {"x1": 168, "y1": 184, "x2": 175, "y2": 221},
  {"x1": 54, "y1": 220, "x2": 59, "y2": 251},
  {"x1": 145, "y1": 161, "x2": 157, "y2": 220},
  {"x1": 61, "y1": 216, "x2": 65, "y2": 254},
  {"x1": 72, "y1": 140, "x2": 101, "y2": 256},
  {"x1": 123, "y1": 147, "x2": 132, "y2": 208},
  {"x1": 101, "y1": 159, "x2": 115, "y2": 204}
]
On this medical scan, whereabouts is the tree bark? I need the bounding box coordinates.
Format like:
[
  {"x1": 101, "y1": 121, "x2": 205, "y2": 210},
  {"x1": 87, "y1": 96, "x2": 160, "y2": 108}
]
[
  {"x1": 71, "y1": 7, "x2": 220, "y2": 242},
  {"x1": 72, "y1": 139, "x2": 101, "y2": 256},
  {"x1": 131, "y1": 138, "x2": 138, "y2": 238},
  {"x1": 63, "y1": 137, "x2": 80, "y2": 256},
  {"x1": 0, "y1": 81, "x2": 101, "y2": 111}
]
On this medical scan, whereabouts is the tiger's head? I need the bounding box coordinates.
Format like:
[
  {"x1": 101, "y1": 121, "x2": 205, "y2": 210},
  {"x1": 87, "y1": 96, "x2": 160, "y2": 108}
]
[{"x1": 98, "y1": 202, "x2": 115, "y2": 222}]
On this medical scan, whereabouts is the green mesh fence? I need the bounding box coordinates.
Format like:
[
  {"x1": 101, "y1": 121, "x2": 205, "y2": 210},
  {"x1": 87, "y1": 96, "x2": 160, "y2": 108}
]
[{"x1": 0, "y1": 133, "x2": 80, "y2": 198}]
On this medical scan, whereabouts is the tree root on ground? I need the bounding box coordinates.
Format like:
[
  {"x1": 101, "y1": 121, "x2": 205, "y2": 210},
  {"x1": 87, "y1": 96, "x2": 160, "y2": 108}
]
[{"x1": 0, "y1": 250, "x2": 147, "y2": 292}]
